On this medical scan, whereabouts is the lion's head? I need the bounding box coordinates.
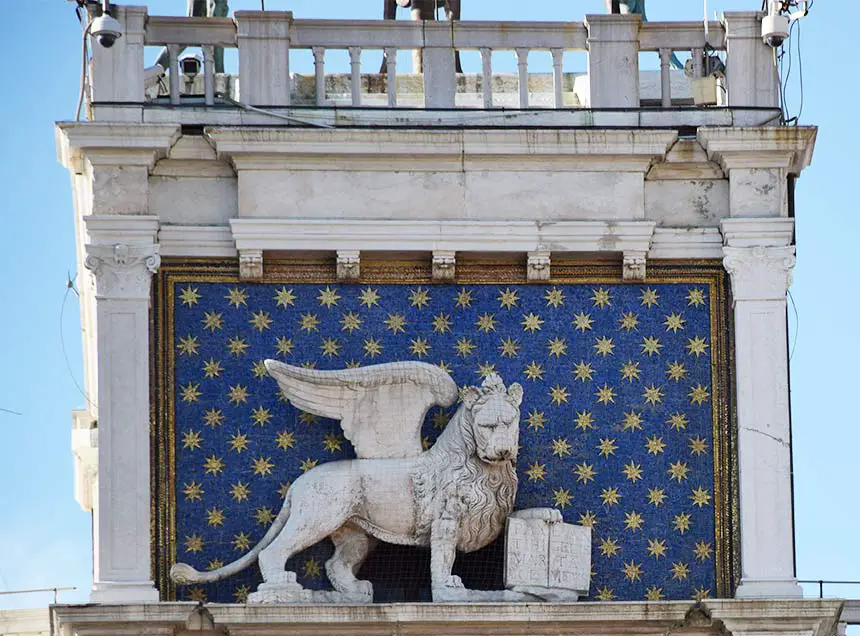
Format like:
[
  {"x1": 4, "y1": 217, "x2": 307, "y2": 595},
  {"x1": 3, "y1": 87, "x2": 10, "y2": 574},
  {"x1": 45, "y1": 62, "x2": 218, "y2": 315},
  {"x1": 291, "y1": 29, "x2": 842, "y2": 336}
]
[{"x1": 461, "y1": 374, "x2": 523, "y2": 464}]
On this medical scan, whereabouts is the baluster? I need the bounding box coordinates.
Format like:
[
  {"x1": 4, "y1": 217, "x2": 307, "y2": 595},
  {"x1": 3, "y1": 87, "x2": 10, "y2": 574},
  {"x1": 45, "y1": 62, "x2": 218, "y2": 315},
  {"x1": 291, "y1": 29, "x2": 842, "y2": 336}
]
[
  {"x1": 551, "y1": 48, "x2": 564, "y2": 109},
  {"x1": 480, "y1": 48, "x2": 493, "y2": 108},
  {"x1": 692, "y1": 47, "x2": 704, "y2": 79},
  {"x1": 349, "y1": 46, "x2": 362, "y2": 106},
  {"x1": 168, "y1": 44, "x2": 181, "y2": 106},
  {"x1": 659, "y1": 48, "x2": 672, "y2": 108},
  {"x1": 313, "y1": 47, "x2": 326, "y2": 106},
  {"x1": 516, "y1": 48, "x2": 529, "y2": 108},
  {"x1": 384, "y1": 48, "x2": 398, "y2": 107},
  {"x1": 202, "y1": 45, "x2": 215, "y2": 106}
]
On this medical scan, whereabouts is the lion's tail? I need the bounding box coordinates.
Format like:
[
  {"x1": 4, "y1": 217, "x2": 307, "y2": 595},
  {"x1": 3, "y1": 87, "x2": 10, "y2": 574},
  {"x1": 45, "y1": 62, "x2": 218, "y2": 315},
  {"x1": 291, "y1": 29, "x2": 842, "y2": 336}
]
[{"x1": 170, "y1": 489, "x2": 292, "y2": 585}]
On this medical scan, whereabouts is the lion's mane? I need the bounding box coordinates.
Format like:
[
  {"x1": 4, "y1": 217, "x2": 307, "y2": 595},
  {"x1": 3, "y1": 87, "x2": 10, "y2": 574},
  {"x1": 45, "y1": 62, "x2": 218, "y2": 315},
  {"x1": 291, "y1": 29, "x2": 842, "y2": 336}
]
[{"x1": 413, "y1": 399, "x2": 518, "y2": 552}]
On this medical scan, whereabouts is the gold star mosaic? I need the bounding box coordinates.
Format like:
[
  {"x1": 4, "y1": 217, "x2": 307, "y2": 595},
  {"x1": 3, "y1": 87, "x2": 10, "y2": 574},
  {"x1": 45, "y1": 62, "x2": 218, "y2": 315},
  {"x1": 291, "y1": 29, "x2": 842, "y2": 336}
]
[{"x1": 157, "y1": 267, "x2": 730, "y2": 603}]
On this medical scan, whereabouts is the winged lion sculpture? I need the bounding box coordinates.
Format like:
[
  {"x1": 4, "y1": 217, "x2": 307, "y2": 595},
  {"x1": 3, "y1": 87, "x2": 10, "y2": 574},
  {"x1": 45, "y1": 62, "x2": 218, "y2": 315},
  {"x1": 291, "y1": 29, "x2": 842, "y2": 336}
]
[{"x1": 171, "y1": 361, "x2": 553, "y2": 602}]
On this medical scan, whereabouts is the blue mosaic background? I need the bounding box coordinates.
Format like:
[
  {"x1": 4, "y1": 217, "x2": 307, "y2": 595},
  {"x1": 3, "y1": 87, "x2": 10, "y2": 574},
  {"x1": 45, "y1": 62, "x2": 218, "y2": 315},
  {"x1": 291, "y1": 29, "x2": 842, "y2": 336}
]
[{"x1": 171, "y1": 282, "x2": 717, "y2": 603}]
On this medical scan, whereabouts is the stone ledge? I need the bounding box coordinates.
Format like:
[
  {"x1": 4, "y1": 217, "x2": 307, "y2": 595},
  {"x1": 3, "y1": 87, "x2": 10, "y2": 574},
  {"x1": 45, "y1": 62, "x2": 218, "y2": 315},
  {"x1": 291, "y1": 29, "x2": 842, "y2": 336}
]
[
  {"x1": 52, "y1": 599, "x2": 843, "y2": 636},
  {"x1": 55, "y1": 123, "x2": 181, "y2": 172},
  {"x1": 229, "y1": 218, "x2": 656, "y2": 254},
  {"x1": 206, "y1": 127, "x2": 678, "y2": 173},
  {"x1": 697, "y1": 127, "x2": 818, "y2": 176}
]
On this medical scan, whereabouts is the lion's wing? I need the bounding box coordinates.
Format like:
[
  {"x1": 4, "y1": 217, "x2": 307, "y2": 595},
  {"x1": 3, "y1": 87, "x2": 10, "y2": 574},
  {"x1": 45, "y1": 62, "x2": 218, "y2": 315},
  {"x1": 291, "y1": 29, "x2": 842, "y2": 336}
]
[{"x1": 264, "y1": 360, "x2": 458, "y2": 459}]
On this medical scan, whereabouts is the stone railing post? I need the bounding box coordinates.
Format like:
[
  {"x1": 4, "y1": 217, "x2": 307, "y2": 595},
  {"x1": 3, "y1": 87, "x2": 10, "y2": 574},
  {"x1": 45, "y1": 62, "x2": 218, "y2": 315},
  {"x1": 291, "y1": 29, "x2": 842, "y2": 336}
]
[
  {"x1": 722, "y1": 218, "x2": 803, "y2": 600},
  {"x1": 236, "y1": 11, "x2": 293, "y2": 106},
  {"x1": 84, "y1": 225, "x2": 161, "y2": 603},
  {"x1": 423, "y1": 21, "x2": 456, "y2": 109},
  {"x1": 89, "y1": 5, "x2": 147, "y2": 105},
  {"x1": 585, "y1": 14, "x2": 641, "y2": 108},
  {"x1": 723, "y1": 12, "x2": 779, "y2": 108}
]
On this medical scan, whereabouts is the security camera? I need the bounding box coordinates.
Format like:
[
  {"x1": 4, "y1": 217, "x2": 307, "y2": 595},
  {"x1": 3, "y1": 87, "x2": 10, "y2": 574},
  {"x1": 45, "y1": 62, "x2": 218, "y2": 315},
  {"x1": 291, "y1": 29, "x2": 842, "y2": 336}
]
[
  {"x1": 762, "y1": 11, "x2": 789, "y2": 48},
  {"x1": 762, "y1": 0, "x2": 809, "y2": 48},
  {"x1": 90, "y1": 12, "x2": 123, "y2": 48},
  {"x1": 144, "y1": 64, "x2": 165, "y2": 89},
  {"x1": 180, "y1": 55, "x2": 203, "y2": 79}
]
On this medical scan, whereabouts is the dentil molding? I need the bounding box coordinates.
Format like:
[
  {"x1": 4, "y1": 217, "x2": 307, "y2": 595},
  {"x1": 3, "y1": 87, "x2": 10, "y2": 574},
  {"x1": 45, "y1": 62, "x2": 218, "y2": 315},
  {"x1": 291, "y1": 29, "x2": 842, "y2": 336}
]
[
  {"x1": 432, "y1": 250, "x2": 456, "y2": 281},
  {"x1": 336, "y1": 250, "x2": 361, "y2": 281}
]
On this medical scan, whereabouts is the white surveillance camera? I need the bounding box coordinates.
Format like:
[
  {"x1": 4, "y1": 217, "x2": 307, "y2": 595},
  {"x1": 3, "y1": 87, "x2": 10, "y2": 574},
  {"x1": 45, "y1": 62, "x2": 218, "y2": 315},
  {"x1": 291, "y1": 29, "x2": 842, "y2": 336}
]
[
  {"x1": 762, "y1": 11, "x2": 789, "y2": 48},
  {"x1": 144, "y1": 64, "x2": 166, "y2": 89},
  {"x1": 180, "y1": 55, "x2": 203, "y2": 79},
  {"x1": 90, "y1": 12, "x2": 123, "y2": 48}
]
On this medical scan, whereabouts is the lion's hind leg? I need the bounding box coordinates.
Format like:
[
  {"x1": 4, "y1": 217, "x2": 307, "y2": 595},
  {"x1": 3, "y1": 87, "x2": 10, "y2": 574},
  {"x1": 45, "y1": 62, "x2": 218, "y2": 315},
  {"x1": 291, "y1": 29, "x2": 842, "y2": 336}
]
[
  {"x1": 257, "y1": 483, "x2": 353, "y2": 586},
  {"x1": 326, "y1": 524, "x2": 377, "y2": 599}
]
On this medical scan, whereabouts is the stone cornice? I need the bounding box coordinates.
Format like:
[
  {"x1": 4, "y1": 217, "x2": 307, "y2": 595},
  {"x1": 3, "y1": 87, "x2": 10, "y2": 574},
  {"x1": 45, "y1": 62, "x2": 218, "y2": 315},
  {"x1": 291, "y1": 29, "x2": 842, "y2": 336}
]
[
  {"x1": 51, "y1": 600, "x2": 843, "y2": 636},
  {"x1": 56, "y1": 123, "x2": 181, "y2": 172},
  {"x1": 206, "y1": 128, "x2": 678, "y2": 172},
  {"x1": 697, "y1": 127, "x2": 817, "y2": 175},
  {"x1": 706, "y1": 599, "x2": 843, "y2": 636},
  {"x1": 158, "y1": 225, "x2": 237, "y2": 257},
  {"x1": 230, "y1": 218, "x2": 656, "y2": 254},
  {"x1": 86, "y1": 215, "x2": 160, "y2": 246},
  {"x1": 721, "y1": 218, "x2": 794, "y2": 248}
]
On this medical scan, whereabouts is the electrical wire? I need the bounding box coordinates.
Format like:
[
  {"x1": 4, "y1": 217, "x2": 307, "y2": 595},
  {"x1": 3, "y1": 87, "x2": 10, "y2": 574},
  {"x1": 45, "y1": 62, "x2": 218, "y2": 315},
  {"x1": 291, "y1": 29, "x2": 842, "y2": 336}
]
[
  {"x1": 773, "y1": 0, "x2": 811, "y2": 125},
  {"x1": 75, "y1": 12, "x2": 93, "y2": 121},
  {"x1": 60, "y1": 279, "x2": 98, "y2": 411},
  {"x1": 215, "y1": 92, "x2": 335, "y2": 128},
  {"x1": 788, "y1": 290, "x2": 800, "y2": 361},
  {"x1": 794, "y1": 19, "x2": 804, "y2": 123}
]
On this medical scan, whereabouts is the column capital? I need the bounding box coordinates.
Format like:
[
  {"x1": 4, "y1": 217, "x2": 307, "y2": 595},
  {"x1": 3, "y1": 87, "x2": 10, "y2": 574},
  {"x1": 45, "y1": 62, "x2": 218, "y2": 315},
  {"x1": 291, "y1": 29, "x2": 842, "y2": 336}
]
[
  {"x1": 723, "y1": 246, "x2": 795, "y2": 302},
  {"x1": 85, "y1": 243, "x2": 161, "y2": 300}
]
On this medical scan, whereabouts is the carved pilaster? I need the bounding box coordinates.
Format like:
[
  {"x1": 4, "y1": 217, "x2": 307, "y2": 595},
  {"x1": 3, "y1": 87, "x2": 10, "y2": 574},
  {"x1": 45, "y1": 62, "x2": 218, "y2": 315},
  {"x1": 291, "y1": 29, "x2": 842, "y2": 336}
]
[
  {"x1": 723, "y1": 246, "x2": 795, "y2": 302},
  {"x1": 432, "y1": 250, "x2": 456, "y2": 281},
  {"x1": 622, "y1": 251, "x2": 647, "y2": 282},
  {"x1": 722, "y1": 242, "x2": 801, "y2": 600},
  {"x1": 85, "y1": 243, "x2": 160, "y2": 300},
  {"x1": 84, "y1": 241, "x2": 160, "y2": 603},
  {"x1": 527, "y1": 249, "x2": 551, "y2": 282},
  {"x1": 239, "y1": 249, "x2": 264, "y2": 280},
  {"x1": 337, "y1": 250, "x2": 361, "y2": 281}
]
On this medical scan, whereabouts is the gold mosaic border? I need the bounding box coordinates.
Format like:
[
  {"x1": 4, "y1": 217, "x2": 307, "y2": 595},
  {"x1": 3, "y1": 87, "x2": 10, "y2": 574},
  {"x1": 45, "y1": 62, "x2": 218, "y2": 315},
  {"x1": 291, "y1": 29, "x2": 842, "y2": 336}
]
[{"x1": 152, "y1": 258, "x2": 737, "y2": 601}]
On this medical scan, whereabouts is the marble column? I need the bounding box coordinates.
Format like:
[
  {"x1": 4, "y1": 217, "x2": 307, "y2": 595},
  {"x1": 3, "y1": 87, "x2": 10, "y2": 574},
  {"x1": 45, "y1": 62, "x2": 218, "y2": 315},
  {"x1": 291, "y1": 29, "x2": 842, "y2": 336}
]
[
  {"x1": 84, "y1": 242, "x2": 161, "y2": 603},
  {"x1": 722, "y1": 219, "x2": 802, "y2": 600}
]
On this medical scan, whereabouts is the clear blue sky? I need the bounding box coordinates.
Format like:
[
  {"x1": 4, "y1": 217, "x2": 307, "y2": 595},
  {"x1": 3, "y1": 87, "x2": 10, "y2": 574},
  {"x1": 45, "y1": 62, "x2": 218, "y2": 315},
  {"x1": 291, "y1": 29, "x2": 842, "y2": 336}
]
[{"x1": 1, "y1": 0, "x2": 857, "y2": 611}]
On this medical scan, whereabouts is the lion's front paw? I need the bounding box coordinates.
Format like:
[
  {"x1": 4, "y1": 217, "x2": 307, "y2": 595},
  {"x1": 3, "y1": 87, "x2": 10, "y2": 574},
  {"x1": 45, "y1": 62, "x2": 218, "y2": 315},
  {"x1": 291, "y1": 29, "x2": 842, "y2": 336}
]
[
  {"x1": 355, "y1": 580, "x2": 373, "y2": 598},
  {"x1": 445, "y1": 575, "x2": 464, "y2": 588}
]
